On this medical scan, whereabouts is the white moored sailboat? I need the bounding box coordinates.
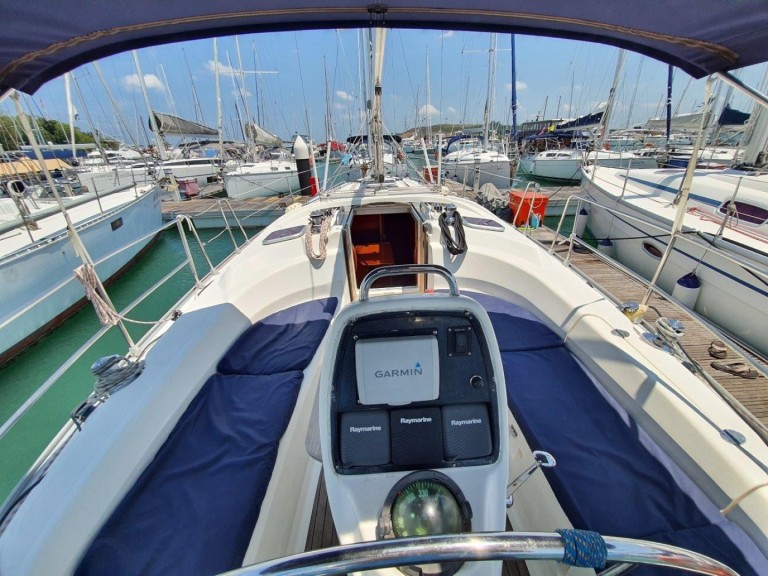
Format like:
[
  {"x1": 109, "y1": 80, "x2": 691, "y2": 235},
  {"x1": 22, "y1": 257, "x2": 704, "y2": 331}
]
[
  {"x1": 223, "y1": 125, "x2": 300, "y2": 199},
  {"x1": 0, "y1": 183, "x2": 162, "y2": 364},
  {"x1": 442, "y1": 35, "x2": 514, "y2": 189},
  {"x1": 1, "y1": 5, "x2": 768, "y2": 576},
  {"x1": 582, "y1": 164, "x2": 768, "y2": 355}
]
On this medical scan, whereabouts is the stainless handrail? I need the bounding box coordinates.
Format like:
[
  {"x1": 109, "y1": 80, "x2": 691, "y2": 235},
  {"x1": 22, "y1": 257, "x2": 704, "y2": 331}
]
[
  {"x1": 221, "y1": 533, "x2": 738, "y2": 576},
  {"x1": 0, "y1": 183, "x2": 138, "y2": 237},
  {"x1": 359, "y1": 264, "x2": 460, "y2": 301}
]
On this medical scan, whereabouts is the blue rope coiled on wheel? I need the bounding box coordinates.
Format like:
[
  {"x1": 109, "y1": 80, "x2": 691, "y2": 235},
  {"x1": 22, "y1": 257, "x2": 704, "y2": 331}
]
[{"x1": 556, "y1": 528, "x2": 608, "y2": 569}]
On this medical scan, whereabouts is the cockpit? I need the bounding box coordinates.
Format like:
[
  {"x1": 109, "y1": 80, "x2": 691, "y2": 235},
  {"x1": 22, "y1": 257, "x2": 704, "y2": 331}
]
[{"x1": 318, "y1": 267, "x2": 509, "y2": 576}]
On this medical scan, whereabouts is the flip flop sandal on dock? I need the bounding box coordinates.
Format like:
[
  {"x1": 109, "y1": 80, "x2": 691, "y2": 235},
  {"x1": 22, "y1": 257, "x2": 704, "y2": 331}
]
[
  {"x1": 707, "y1": 340, "x2": 727, "y2": 359},
  {"x1": 710, "y1": 361, "x2": 759, "y2": 379}
]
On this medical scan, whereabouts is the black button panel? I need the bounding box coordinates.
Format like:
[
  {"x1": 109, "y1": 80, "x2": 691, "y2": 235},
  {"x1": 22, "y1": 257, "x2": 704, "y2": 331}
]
[
  {"x1": 340, "y1": 411, "x2": 390, "y2": 466},
  {"x1": 390, "y1": 407, "x2": 443, "y2": 466}
]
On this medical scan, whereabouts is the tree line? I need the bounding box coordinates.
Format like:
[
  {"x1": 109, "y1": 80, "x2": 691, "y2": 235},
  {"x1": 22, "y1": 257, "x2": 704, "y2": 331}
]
[{"x1": 0, "y1": 115, "x2": 100, "y2": 151}]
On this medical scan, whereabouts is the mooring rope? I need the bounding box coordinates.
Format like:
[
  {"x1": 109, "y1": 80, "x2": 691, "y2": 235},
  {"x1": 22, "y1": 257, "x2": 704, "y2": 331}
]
[
  {"x1": 305, "y1": 217, "x2": 330, "y2": 261},
  {"x1": 74, "y1": 264, "x2": 121, "y2": 327},
  {"x1": 74, "y1": 264, "x2": 160, "y2": 327}
]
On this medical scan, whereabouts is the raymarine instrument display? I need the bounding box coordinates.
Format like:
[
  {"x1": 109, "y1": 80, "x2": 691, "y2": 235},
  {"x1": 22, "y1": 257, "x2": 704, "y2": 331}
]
[{"x1": 355, "y1": 335, "x2": 439, "y2": 405}]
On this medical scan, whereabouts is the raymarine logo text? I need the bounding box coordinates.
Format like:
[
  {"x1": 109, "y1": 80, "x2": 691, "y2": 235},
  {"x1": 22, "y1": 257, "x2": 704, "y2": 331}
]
[
  {"x1": 400, "y1": 417, "x2": 432, "y2": 425},
  {"x1": 349, "y1": 425, "x2": 382, "y2": 433},
  {"x1": 451, "y1": 418, "x2": 482, "y2": 427}
]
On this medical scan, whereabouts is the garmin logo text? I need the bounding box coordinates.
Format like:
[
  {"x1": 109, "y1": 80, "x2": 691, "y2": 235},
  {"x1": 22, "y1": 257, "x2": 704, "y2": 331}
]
[
  {"x1": 451, "y1": 418, "x2": 482, "y2": 427},
  {"x1": 349, "y1": 425, "x2": 382, "y2": 433},
  {"x1": 374, "y1": 366, "x2": 423, "y2": 378},
  {"x1": 400, "y1": 417, "x2": 432, "y2": 425}
]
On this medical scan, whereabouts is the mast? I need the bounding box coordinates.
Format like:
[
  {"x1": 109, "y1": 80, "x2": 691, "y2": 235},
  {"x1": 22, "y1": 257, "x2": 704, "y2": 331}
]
[
  {"x1": 182, "y1": 48, "x2": 205, "y2": 125},
  {"x1": 214, "y1": 39, "x2": 224, "y2": 158},
  {"x1": 370, "y1": 27, "x2": 387, "y2": 182},
  {"x1": 360, "y1": 30, "x2": 372, "y2": 153},
  {"x1": 596, "y1": 49, "x2": 626, "y2": 149},
  {"x1": 425, "y1": 49, "x2": 432, "y2": 143},
  {"x1": 133, "y1": 50, "x2": 167, "y2": 160},
  {"x1": 235, "y1": 36, "x2": 253, "y2": 136},
  {"x1": 665, "y1": 65, "x2": 673, "y2": 145},
  {"x1": 510, "y1": 35, "x2": 518, "y2": 138},
  {"x1": 323, "y1": 57, "x2": 333, "y2": 192},
  {"x1": 64, "y1": 73, "x2": 77, "y2": 161},
  {"x1": 226, "y1": 53, "x2": 247, "y2": 141},
  {"x1": 71, "y1": 75, "x2": 109, "y2": 164},
  {"x1": 482, "y1": 34, "x2": 497, "y2": 149}
]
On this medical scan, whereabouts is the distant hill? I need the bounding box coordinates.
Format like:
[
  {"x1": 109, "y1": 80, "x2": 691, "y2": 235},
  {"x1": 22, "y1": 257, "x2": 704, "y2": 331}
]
[{"x1": 398, "y1": 122, "x2": 512, "y2": 138}]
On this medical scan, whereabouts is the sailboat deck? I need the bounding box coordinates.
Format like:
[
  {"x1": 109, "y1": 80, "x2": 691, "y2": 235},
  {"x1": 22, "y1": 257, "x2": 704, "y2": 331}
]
[{"x1": 528, "y1": 226, "x2": 768, "y2": 427}]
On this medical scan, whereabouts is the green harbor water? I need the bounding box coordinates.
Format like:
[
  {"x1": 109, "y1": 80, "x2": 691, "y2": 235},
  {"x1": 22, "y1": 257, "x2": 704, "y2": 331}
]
[
  {"x1": 0, "y1": 165, "x2": 573, "y2": 504},
  {"x1": 0, "y1": 227, "x2": 250, "y2": 502}
]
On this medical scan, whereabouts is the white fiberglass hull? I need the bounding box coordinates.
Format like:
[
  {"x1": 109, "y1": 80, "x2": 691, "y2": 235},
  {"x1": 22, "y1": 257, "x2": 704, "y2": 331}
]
[
  {"x1": 583, "y1": 166, "x2": 768, "y2": 354},
  {"x1": 520, "y1": 151, "x2": 657, "y2": 182},
  {"x1": 224, "y1": 162, "x2": 300, "y2": 199},
  {"x1": 442, "y1": 150, "x2": 513, "y2": 189},
  {"x1": 160, "y1": 160, "x2": 221, "y2": 187},
  {"x1": 518, "y1": 155, "x2": 583, "y2": 181},
  {"x1": 0, "y1": 187, "x2": 162, "y2": 363}
]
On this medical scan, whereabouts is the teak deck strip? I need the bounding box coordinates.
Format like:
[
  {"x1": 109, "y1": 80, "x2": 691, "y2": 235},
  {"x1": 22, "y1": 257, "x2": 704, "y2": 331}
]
[{"x1": 529, "y1": 226, "x2": 768, "y2": 427}]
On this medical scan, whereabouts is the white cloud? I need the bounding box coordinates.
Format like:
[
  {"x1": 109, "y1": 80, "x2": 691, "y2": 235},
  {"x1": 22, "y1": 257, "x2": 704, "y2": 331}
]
[
  {"x1": 440, "y1": 31, "x2": 454, "y2": 39},
  {"x1": 505, "y1": 81, "x2": 528, "y2": 92},
  {"x1": 447, "y1": 106, "x2": 457, "y2": 114},
  {"x1": 334, "y1": 103, "x2": 344, "y2": 110},
  {"x1": 336, "y1": 90, "x2": 353, "y2": 101},
  {"x1": 121, "y1": 73, "x2": 165, "y2": 91},
  {"x1": 420, "y1": 104, "x2": 440, "y2": 117},
  {"x1": 203, "y1": 60, "x2": 237, "y2": 76},
  {"x1": 232, "y1": 88, "x2": 252, "y2": 99}
]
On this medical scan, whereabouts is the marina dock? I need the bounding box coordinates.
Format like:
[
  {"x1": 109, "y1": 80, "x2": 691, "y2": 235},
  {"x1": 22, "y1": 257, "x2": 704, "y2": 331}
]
[
  {"x1": 161, "y1": 195, "x2": 311, "y2": 228},
  {"x1": 528, "y1": 225, "x2": 768, "y2": 428}
]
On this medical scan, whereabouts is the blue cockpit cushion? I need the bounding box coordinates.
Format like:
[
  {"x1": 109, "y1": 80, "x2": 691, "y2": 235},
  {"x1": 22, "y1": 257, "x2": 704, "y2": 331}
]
[
  {"x1": 466, "y1": 291, "x2": 767, "y2": 576},
  {"x1": 75, "y1": 371, "x2": 303, "y2": 576},
  {"x1": 499, "y1": 345, "x2": 768, "y2": 576},
  {"x1": 464, "y1": 291, "x2": 562, "y2": 352},
  {"x1": 217, "y1": 297, "x2": 337, "y2": 375}
]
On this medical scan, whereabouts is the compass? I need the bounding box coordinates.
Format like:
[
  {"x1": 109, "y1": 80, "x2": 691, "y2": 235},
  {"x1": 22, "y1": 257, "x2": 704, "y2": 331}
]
[{"x1": 377, "y1": 470, "x2": 472, "y2": 576}]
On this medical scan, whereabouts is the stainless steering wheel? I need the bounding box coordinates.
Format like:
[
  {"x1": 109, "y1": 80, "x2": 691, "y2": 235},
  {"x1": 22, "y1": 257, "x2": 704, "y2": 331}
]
[{"x1": 220, "y1": 532, "x2": 738, "y2": 576}]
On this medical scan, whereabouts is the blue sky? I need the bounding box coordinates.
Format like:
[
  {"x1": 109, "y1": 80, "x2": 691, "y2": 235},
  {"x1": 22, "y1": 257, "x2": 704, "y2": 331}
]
[{"x1": 9, "y1": 28, "x2": 767, "y2": 145}]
